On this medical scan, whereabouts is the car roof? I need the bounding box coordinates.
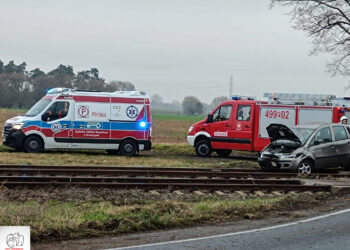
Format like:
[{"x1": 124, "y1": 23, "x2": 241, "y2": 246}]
[{"x1": 293, "y1": 123, "x2": 336, "y2": 129}]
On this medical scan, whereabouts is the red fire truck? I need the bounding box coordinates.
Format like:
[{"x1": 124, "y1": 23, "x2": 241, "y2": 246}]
[{"x1": 187, "y1": 93, "x2": 345, "y2": 157}]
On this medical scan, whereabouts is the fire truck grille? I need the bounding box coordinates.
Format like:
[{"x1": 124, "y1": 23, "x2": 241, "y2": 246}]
[{"x1": 2, "y1": 125, "x2": 11, "y2": 141}]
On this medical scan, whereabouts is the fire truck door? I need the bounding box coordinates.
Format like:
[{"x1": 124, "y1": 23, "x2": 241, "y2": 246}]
[
  {"x1": 230, "y1": 104, "x2": 253, "y2": 151},
  {"x1": 209, "y1": 104, "x2": 235, "y2": 149}
]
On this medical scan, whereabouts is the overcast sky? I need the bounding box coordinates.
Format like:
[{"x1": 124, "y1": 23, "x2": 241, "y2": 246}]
[{"x1": 0, "y1": 0, "x2": 348, "y2": 103}]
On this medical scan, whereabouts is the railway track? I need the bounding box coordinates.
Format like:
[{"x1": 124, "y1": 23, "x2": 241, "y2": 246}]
[{"x1": 0, "y1": 164, "x2": 343, "y2": 192}]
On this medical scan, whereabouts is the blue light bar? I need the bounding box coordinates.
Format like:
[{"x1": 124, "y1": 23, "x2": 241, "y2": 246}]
[{"x1": 46, "y1": 88, "x2": 69, "y2": 94}]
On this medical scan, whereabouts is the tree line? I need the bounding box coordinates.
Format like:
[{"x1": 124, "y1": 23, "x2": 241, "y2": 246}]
[{"x1": 0, "y1": 60, "x2": 135, "y2": 108}]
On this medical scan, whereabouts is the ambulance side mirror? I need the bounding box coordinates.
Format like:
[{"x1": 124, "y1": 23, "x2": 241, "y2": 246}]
[{"x1": 207, "y1": 114, "x2": 213, "y2": 123}]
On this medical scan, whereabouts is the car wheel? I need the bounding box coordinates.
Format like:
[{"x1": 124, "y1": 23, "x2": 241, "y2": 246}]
[
  {"x1": 195, "y1": 140, "x2": 212, "y2": 157},
  {"x1": 216, "y1": 149, "x2": 232, "y2": 157},
  {"x1": 297, "y1": 160, "x2": 313, "y2": 174},
  {"x1": 119, "y1": 140, "x2": 137, "y2": 156},
  {"x1": 24, "y1": 136, "x2": 43, "y2": 153}
]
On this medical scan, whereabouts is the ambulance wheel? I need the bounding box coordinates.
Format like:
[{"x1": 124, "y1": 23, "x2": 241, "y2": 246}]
[
  {"x1": 216, "y1": 149, "x2": 232, "y2": 157},
  {"x1": 24, "y1": 136, "x2": 43, "y2": 153},
  {"x1": 195, "y1": 140, "x2": 212, "y2": 157},
  {"x1": 120, "y1": 140, "x2": 137, "y2": 156}
]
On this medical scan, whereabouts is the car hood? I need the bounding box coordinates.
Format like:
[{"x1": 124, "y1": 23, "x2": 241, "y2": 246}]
[{"x1": 266, "y1": 123, "x2": 301, "y2": 144}]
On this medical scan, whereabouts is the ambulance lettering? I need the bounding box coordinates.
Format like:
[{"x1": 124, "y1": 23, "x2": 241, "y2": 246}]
[
  {"x1": 78, "y1": 105, "x2": 89, "y2": 118},
  {"x1": 214, "y1": 131, "x2": 228, "y2": 137},
  {"x1": 112, "y1": 105, "x2": 122, "y2": 118},
  {"x1": 92, "y1": 112, "x2": 107, "y2": 118}
]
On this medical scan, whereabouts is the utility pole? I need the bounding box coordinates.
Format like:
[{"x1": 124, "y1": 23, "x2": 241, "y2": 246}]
[{"x1": 229, "y1": 75, "x2": 233, "y2": 97}]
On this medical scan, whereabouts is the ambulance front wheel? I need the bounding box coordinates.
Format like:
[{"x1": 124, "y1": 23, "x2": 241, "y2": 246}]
[
  {"x1": 119, "y1": 140, "x2": 137, "y2": 156},
  {"x1": 195, "y1": 140, "x2": 212, "y2": 157},
  {"x1": 24, "y1": 136, "x2": 43, "y2": 153}
]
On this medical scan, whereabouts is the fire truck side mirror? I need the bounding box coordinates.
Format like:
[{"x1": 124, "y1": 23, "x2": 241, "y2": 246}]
[{"x1": 207, "y1": 114, "x2": 213, "y2": 123}]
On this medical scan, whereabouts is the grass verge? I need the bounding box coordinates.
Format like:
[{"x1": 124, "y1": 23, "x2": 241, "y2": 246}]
[{"x1": 0, "y1": 193, "x2": 329, "y2": 242}]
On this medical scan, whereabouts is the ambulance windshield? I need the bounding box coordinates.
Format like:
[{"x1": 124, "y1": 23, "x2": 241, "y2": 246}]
[{"x1": 25, "y1": 99, "x2": 51, "y2": 117}]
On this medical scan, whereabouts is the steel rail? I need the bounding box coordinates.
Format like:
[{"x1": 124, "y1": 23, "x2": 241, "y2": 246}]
[
  {"x1": 0, "y1": 167, "x2": 348, "y2": 179},
  {"x1": 0, "y1": 181, "x2": 331, "y2": 192},
  {"x1": 0, "y1": 176, "x2": 302, "y2": 185}
]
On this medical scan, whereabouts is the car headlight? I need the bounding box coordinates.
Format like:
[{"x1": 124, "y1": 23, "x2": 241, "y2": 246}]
[
  {"x1": 11, "y1": 123, "x2": 24, "y2": 130},
  {"x1": 188, "y1": 126, "x2": 194, "y2": 133},
  {"x1": 279, "y1": 153, "x2": 297, "y2": 159}
]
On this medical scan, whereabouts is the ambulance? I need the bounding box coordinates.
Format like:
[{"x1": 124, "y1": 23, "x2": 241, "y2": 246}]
[
  {"x1": 187, "y1": 93, "x2": 345, "y2": 157},
  {"x1": 2, "y1": 88, "x2": 152, "y2": 156}
]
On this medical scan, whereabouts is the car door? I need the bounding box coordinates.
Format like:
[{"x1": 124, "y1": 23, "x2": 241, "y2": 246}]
[
  {"x1": 308, "y1": 126, "x2": 339, "y2": 169},
  {"x1": 331, "y1": 125, "x2": 350, "y2": 166},
  {"x1": 41, "y1": 101, "x2": 72, "y2": 148}
]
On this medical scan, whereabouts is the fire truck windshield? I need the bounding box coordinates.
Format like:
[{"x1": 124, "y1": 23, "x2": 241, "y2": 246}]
[{"x1": 25, "y1": 99, "x2": 51, "y2": 117}]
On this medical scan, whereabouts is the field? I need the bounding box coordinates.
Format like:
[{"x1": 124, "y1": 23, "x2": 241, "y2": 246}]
[{"x1": 0, "y1": 108, "x2": 326, "y2": 245}]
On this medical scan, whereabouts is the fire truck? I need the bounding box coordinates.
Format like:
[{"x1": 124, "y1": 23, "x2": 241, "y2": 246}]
[
  {"x1": 2, "y1": 88, "x2": 152, "y2": 156},
  {"x1": 187, "y1": 93, "x2": 346, "y2": 157}
]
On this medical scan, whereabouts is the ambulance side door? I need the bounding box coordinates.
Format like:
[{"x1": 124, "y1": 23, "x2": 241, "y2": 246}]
[
  {"x1": 229, "y1": 104, "x2": 254, "y2": 151},
  {"x1": 41, "y1": 100, "x2": 72, "y2": 148}
]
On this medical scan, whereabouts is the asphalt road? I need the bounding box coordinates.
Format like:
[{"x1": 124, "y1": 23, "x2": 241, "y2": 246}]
[{"x1": 112, "y1": 208, "x2": 350, "y2": 250}]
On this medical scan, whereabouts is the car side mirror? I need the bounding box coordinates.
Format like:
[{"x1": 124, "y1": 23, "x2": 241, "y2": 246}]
[
  {"x1": 314, "y1": 140, "x2": 321, "y2": 145},
  {"x1": 207, "y1": 114, "x2": 213, "y2": 123}
]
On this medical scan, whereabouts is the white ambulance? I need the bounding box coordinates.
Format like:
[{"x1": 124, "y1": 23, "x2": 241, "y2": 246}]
[{"x1": 2, "y1": 88, "x2": 152, "y2": 156}]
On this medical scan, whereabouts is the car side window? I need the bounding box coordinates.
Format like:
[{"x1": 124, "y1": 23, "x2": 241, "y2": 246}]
[
  {"x1": 42, "y1": 102, "x2": 70, "y2": 122},
  {"x1": 310, "y1": 127, "x2": 332, "y2": 146},
  {"x1": 212, "y1": 105, "x2": 233, "y2": 122},
  {"x1": 332, "y1": 126, "x2": 348, "y2": 141},
  {"x1": 237, "y1": 105, "x2": 251, "y2": 121}
]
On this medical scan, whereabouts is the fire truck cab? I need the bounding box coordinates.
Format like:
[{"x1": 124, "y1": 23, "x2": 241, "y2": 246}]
[
  {"x1": 187, "y1": 93, "x2": 343, "y2": 157},
  {"x1": 2, "y1": 88, "x2": 152, "y2": 156}
]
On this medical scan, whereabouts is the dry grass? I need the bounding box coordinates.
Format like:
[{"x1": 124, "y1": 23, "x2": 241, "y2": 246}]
[{"x1": 0, "y1": 193, "x2": 329, "y2": 242}]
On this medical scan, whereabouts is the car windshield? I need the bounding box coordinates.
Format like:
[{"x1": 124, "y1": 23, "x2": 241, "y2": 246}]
[
  {"x1": 25, "y1": 99, "x2": 51, "y2": 117},
  {"x1": 291, "y1": 127, "x2": 315, "y2": 145}
]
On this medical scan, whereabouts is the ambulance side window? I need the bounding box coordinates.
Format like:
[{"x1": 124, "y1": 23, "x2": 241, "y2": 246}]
[
  {"x1": 42, "y1": 102, "x2": 70, "y2": 122},
  {"x1": 212, "y1": 105, "x2": 233, "y2": 122},
  {"x1": 237, "y1": 105, "x2": 251, "y2": 121}
]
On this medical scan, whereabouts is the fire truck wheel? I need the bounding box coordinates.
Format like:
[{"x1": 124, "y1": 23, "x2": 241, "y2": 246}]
[
  {"x1": 24, "y1": 136, "x2": 43, "y2": 153},
  {"x1": 195, "y1": 140, "x2": 212, "y2": 157},
  {"x1": 216, "y1": 149, "x2": 232, "y2": 157},
  {"x1": 120, "y1": 140, "x2": 137, "y2": 156}
]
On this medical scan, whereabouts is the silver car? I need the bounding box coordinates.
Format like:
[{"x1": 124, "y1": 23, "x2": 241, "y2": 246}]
[{"x1": 258, "y1": 123, "x2": 350, "y2": 173}]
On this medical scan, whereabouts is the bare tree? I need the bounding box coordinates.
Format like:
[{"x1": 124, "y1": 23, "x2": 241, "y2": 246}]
[
  {"x1": 271, "y1": 0, "x2": 350, "y2": 76},
  {"x1": 211, "y1": 96, "x2": 229, "y2": 109},
  {"x1": 182, "y1": 96, "x2": 203, "y2": 115}
]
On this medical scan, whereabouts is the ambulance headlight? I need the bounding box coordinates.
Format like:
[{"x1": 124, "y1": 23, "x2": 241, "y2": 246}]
[
  {"x1": 12, "y1": 123, "x2": 24, "y2": 130},
  {"x1": 140, "y1": 121, "x2": 146, "y2": 128},
  {"x1": 188, "y1": 126, "x2": 193, "y2": 133}
]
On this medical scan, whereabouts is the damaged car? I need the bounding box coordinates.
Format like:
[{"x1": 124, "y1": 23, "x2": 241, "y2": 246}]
[{"x1": 258, "y1": 123, "x2": 350, "y2": 173}]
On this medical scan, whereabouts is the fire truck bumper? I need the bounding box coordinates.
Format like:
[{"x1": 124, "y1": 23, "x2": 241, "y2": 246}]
[
  {"x1": 187, "y1": 135, "x2": 195, "y2": 146},
  {"x1": 257, "y1": 157, "x2": 300, "y2": 172}
]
